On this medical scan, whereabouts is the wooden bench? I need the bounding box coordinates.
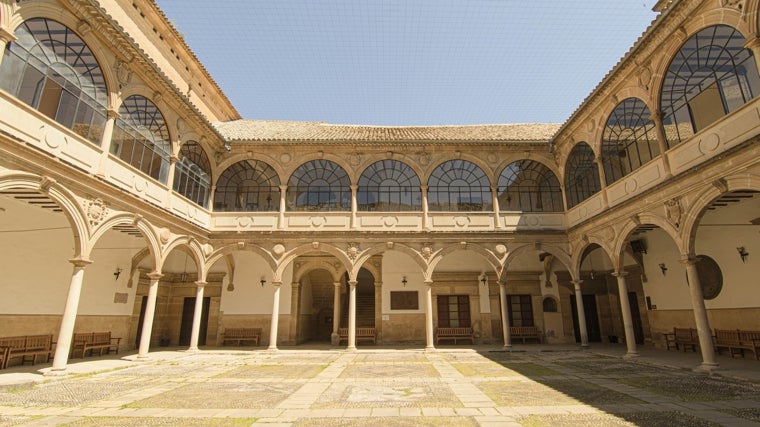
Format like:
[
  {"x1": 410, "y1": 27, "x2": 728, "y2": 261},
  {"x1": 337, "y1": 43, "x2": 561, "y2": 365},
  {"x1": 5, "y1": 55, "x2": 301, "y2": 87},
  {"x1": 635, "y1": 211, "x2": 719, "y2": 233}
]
[
  {"x1": 510, "y1": 326, "x2": 543, "y2": 344},
  {"x1": 664, "y1": 327, "x2": 699, "y2": 352},
  {"x1": 338, "y1": 327, "x2": 377, "y2": 344},
  {"x1": 435, "y1": 327, "x2": 474, "y2": 345},
  {"x1": 0, "y1": 334, "x2": 54, "y2": 368},
  {"x1": 714, "y1": 329, "x2": 760, "y2": 360},
  {"x1": 221, "y1": 328, "x2": 261, "y2": 346},
  {"x1": 71, "y1": 332, "x2": 121, "y2": 358}
]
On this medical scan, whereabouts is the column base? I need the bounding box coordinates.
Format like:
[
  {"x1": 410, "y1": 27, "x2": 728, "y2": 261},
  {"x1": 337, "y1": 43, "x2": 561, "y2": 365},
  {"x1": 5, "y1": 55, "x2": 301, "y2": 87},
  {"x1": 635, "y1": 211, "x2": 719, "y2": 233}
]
[
  {"x1": 623, "y1": 351, "x2": 639, "y2": 359},
  {"x1": 424, "y1": 346, "x2": 436, "y2": 353},
  {"x1": 266, "y1": 346, "x2": 278, "y2": 353},
  {"x1": 693, "y1": 362, "x2": 719, "y2": 373},
  {"x1": 135, "y1": 354, "x2": 151, "y2": 361},
  {"x1": 346, "y1": 346, "x2": 357, "y2": 352},
  {"x1": 42, "y1": 367, "x2": 68, "y2": 376},
  {"x1": 580, "y1": 344, "x2": 590, "y2": 350},
  {"x1": 185, "y1": 347, "x2": 200, "y2": 353}
]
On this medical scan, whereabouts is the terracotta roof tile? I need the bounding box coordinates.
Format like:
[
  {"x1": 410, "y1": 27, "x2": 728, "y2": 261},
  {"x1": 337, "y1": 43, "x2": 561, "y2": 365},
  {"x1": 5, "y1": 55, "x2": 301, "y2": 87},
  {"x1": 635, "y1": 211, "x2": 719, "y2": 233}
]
[{"x1": 214, "y1": 120, "x2": 560, "y2": 143}]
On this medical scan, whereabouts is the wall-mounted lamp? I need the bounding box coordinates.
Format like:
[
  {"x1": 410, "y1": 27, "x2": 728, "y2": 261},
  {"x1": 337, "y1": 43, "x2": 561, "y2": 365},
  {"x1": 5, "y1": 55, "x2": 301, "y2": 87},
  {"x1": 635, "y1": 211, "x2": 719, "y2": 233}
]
[
  {"x1": 480, "y1": 274, "x2": 488, "y2": 286},
  {"x1": 737, "y1": 247, "x2": 749, "y2": 263},
  {"x1": 589, "y1": 269, "x2": 597, "y2": 280},
  {"x1": 401, "y1": 276, "x2": 408, "y2": 287},
  {"x1": 114, "y1": 267, "x2": 122, "y2": 281},
  {"x1": 659, "y1": 263, "x2": 668, "y2": 276},
  {"x1": 260, "y1": 277, "x2": 266, "y2": 287}
]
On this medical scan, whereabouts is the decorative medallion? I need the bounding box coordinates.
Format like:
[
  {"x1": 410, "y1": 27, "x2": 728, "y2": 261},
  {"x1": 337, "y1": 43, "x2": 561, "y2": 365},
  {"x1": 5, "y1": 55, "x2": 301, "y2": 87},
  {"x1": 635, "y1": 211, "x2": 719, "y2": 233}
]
[
  {"x1": 159, "y1": 228, "x2": 171, "y2": 245},
  {"x1": 349, "y1": 152, "x2": 361, "y2": 167},
  {"x1": 665, "y1": 198, "x2": 682, "y2": 229},
  {"x1": 280, "y1": 153, "x2": 292, "y2": 164},
  {"x1": 494, "y1": 244, "x2": 507, "y2": 256},
  {"x1": 273, "y1": 244, "x2": 285, "y2": 256},
  {"x1": 694, "y1": 255, "x2": 723, "y2": 300},
  {"x1": 84, "y1": 197, "x2": 108, "y2": 227},
  {"x1": 420, "y1": 245, "x2": 433, "y2": 260},
  {"x1": 346, "y1": 243, "x2": 360, "y2": 262}
]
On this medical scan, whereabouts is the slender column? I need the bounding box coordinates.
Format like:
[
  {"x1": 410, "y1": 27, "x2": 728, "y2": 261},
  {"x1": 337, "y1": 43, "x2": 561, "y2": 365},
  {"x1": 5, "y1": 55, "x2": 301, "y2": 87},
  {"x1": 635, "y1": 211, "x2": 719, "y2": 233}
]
[
  {"x1": 424, "y1": 280, "x2": 435, "y2": 350},
  {"x1": 331, "y1": 282, "x2": 341, "y2": 345},
  {"x1": 278, "y1": 185, "x2": 287, "y2": 229},
  {"x1": 374, "y1": 281, "x2": 383, "y2": 343},
  {"x1": 187, "y1": 281, "x2": 206, "y2": 352},
  {"x1": 680, "y1": 256, "x2": 718, "y2": 371},
  {"x1": 347, "y1": 280, "x2": 357, "y2": 351},
  {"x1": 0, "y1": 26, "x2": 17, "y2": 67},
  {"x1": 421, "y1": 185, "x2": 429, "y2": 230},
  {"x1": 744, "y1": 37, "x2": 760, "y2": 80},
  {"x1": 572, "y1": 280, "x2": 589, "y2": 348},
  {"x1": 289, "y1": 282, "x2": 301, "y2": 344},
  {"x1": 499, "y1": 281, "x2": 511, "y2": 348},
  {"x1": 208, "y1": 185, "x2": 217, "y2": 210},
  {"x1": 612, "y1": 271, "x2": 638, "y2": 357},
  {"x1": 268, "y1": 281, "x2": 282, "y2": 351},
  {"x1": 164, "y1": 154, "x2": 179, "y2": 208},
  {"x1": 595, "y1": 157, "x2": 609, "y2": 209},
  {"x1": 137, "y1": 272, "x2": 163, "y2": 359},
  {"x1": 649, "y1": 110, "x2": 672, "y2": 178},
  {"x1": 95, "y1": 109, "x2": 119, "y2": 177},
  {"x1": 50, "y1": 258, "x2": 92, "y2": 372},
  {"x1": 350, "y1": 184, "x2": 358, "y2": 229},
  {"x1": 491, "y1": 185, "x2": 502, "y2": 229}
]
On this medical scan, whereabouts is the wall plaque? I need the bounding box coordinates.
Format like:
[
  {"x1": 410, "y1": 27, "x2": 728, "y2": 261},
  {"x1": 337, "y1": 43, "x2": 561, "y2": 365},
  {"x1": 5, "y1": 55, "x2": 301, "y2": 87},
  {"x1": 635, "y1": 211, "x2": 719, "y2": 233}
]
[{"x1": 390, "y1": 291, "x2": 419, "y2": 310}]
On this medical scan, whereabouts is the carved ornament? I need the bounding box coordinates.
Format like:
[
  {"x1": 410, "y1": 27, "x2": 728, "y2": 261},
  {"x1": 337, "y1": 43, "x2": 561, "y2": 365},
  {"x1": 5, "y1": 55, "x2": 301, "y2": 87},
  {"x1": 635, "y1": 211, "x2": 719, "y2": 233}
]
[
  {"x1": 665, "y1": 198, "x2": 682, "y2": 229},
  {"x1": 84, "y1": 197, "x2": 108, "y2": 227}
]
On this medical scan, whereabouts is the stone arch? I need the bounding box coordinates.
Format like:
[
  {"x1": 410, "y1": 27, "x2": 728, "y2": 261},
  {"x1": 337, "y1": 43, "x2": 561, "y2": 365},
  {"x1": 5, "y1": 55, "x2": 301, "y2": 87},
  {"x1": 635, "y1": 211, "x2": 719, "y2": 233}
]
[
  {"x1": 612, "y1": 213, "x2": 681, "y2": 271},
  {"x1": 571, "y1": 239, "x2": 614, "y2": 277},
  {"x1": 214, "y1": 153, "x2": 286, "y2": 187},
  {"x1": 287, "y1": 155, "x2": 356, "y2": 185},
  {"x1": 292, "y1": 259, "x2": 345, "y2": 284},
  {"x1": 0, "y1": 171, "x2": 89, "y2": 258},
  {"x1": 354, "y1": 156, "x2": 427, "y2": 189},
  {"x1": 428, "y1": 243, "x2": 501, "y2": 278},
  {"x1": 425, "y1": 157, "x2": 495, "y2": 188},
  {"x1": 353, "y1": 243, "x2": 428, "y2": 278},
  {"x1": 162, "y1": 236, "x2": 208, "y2": 281},
  {"x1": 205, "y1": 243, "x2": 278, "y2": 277},
  {"x1": 503, "y1": 243, "x2": 574, "y2": 282},
  {"x1": 680, "y1": 172, "x2": 760, "y2": 255},
  {"x1": 276, "y1": 243, "x2": 352, "y2": 282},
  {"x1": 89, "y1": 213, "x2": 161, "y2": 272}
]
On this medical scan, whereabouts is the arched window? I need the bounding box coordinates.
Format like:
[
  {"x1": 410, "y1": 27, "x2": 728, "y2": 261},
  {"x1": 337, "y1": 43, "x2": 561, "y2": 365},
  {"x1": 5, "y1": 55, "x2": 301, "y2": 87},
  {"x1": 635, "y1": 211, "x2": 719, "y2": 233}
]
[
  {"x1": 287, "y1": 159, "x2": 350, "y2": 211},
  {"x1": 358, "y1": 160, "x2": 421, "y2": 211},
  {"x1": 542, "y1": 297, "x2": 558, "y2": 313},
  {"x1": 601, "y1": 98, "x2": 659, "y2": 185},
  {"x1": 564, "y1": 142, "x2": 600, "y2": 209},
  {"x1": 214, "y1": 160, "x2": 280, "y2": 212},
  {"x1": 111, "y1": 95, "x2": 171, "y2": 182},
  {"x1": 498, "y1": 160, "x2": 563, "y2": 212},
  {"x1": 661, "y1": 25, "x2": 760, "y2": 147},
  {"x1": 428, "y1": 160, "x2": 492, "y2": 211},
  {"x1": 173, "y1": 141, "x2": 211, "y2": 208},
  {"x1": 0, "y1": 18, "x2": 107, "y2": 144}
]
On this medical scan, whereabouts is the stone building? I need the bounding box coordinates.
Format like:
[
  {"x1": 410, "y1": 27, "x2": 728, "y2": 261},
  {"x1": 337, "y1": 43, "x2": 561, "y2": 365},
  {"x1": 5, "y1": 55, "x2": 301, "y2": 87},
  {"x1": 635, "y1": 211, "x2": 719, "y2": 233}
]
[{"x1": 0, "y1": 0, "x2": 758, "y2": 373}]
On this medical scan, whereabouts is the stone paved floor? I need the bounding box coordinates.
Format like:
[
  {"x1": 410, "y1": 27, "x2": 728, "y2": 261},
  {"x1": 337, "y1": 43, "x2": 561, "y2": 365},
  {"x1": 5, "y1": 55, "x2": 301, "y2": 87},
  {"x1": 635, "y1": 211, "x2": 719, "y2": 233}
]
[{"x1": 1, "y1": 346, "x2": 760, "y2": 426}]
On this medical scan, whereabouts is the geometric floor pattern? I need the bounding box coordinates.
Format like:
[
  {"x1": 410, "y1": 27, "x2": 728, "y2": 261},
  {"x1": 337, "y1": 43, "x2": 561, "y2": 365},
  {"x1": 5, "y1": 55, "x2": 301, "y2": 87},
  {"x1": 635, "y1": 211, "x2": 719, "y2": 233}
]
[{"x1": 1, "y1": 348, "x2": 760, "y2": 426}]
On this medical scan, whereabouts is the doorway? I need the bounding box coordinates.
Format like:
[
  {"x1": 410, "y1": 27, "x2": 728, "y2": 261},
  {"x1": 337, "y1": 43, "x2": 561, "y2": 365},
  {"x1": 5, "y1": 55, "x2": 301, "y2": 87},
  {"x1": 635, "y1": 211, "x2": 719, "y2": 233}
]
[{"x1": 571, "y1": 294, "x2": 601, "y2": 342}]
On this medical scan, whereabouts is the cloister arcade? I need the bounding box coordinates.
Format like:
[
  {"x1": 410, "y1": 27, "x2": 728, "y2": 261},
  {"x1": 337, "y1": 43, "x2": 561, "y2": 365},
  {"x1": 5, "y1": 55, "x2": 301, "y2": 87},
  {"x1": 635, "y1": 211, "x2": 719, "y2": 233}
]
[{"x1": 0, "y1": 0, "x2": 759, "y2": 375}]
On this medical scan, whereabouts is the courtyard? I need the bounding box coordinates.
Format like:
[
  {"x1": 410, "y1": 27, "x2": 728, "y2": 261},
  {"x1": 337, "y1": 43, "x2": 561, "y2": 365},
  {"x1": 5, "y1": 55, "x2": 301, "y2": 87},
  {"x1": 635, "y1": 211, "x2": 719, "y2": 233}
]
[{"x1": 1, "y1": 346, "x2": 760, "y2": 426}]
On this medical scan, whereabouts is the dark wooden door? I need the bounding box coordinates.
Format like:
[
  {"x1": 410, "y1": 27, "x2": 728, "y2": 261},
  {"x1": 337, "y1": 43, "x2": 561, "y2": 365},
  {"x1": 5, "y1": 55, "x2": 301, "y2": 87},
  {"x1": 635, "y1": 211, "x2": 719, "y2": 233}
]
[
  {"x1": 135, "y1": 295, "x2": 147, "y2": 347},
  {"x1": 179, "y1": 297, "x2": 210, "y2": 346},
  {"x1": 628, "y1": 292, "x2": 645, "y2": 345},
  {"x1": 571, "y1": 294, "x2": 601, "y2": 343}
]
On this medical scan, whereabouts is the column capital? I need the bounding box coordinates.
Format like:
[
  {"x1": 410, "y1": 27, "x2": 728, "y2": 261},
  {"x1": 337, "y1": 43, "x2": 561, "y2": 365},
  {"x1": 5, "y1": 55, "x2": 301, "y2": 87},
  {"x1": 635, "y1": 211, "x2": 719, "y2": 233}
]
[
  {"x1": 648, "y1": 109, "x2": 662, "y2": 122},
  {"x1": 374, "y1": 281, "x2": 382, "y2": 288},
  {"x1": 279, "y1": 184, "x2": 288, "y2": 191},
  {"x1": 271, "y1": 281, "x2": 283, "y2": 287},
  {"x1": 350, "y1": 184, "x2": 358, "y2": 190},
  {"x1": 106, "y1": 108, "x2": 121, "y2": 119},
  {"x1": 333, "y1": 281, "x2": 342, "y2": 288},
  {"x1": 170, "y1": 155, "x2": 180, "y2": 164},
  {"x1": 68, "y1": 257, "x2": 93, "y2": 268},
  {"x1": 0, "y1": 25, "x2": 17, "y2": 43},
  {"x1": 744, "y1": 36, "x2": 760, "y2": 51},
  {"x1": 424, "y1": 280, "x2": 434, "y2": 287},
  {"x1": 147, "y1": 272, "x2": 164, "y2": 280},
  {"x1": 194, "y1": 281, "x2": 207, "y2": 288},
  {"x1": 611, "y1": 270, "x2": 628, "y2": 278},
  {"x1": 678, "y1": 255, "x2": 700, "y2": 266},
  {"x1": 571, "y1": 279, "x2": 583, "y2": 288},
  {"x1": 348, "y1": 280, "x2": 357, "y2": 288}
]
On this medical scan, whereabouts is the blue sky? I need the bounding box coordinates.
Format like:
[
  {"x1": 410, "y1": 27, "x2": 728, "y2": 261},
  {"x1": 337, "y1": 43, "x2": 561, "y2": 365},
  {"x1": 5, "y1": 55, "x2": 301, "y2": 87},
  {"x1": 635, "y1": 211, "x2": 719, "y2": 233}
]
[{"x1": 155, "y1": 1, "x2": 659, "y2": 126}]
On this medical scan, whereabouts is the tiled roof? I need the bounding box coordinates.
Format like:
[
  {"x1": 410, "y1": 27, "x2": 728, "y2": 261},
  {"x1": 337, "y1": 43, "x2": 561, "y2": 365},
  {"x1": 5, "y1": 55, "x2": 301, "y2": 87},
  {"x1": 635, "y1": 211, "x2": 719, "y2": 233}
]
[{"x1": 214, "y1": 120, "x2": 560, "y2": 143}]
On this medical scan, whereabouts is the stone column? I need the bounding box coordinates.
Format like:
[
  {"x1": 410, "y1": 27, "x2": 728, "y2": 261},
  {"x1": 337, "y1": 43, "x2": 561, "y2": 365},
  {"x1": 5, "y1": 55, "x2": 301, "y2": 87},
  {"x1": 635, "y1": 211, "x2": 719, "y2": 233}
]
[
  {"x1": 499, "y1": 280, "x2": 511, "y2": 348},
  {"x1": 572, "y1": 280, "x2": 589, "y2": 348},
  {"x1": 421, "y1": 185, "x2": 429, "y2": 230},
  {"x1": 278, "y1": 185, "x2": 287, "y2": 229},
  {"x1": 350, "y1": 184, "x2": 358, "y2": 229},
  {"x1": 595, "y1": 157, "x2": 608, "y2": 209},
  {"x1": 649, "y1": 109, "x2": 672, "y2": 177},
  {"x1": 331, "y1": 282, "x2": 341, "y2": 345},
  {"x1": 187, "y1": 281, "x2": 206, "y2": 352},
  {"x1": 424, "y1": 280, "x2": 435, "y2": 350},
  {"x1": 680, "y1": 256, "x2": 718, "y2": 371},
  {"x1": 50, "y1": 258, "x2": 92, "y2": 372},
  {"x1": 268, "y1": 281, "x2": 282, "y2": 351},
  {"x1": 289, "y1": 281, "x2": 301, "y2": 344},
  {"x1": 137, "y1": 272, "x2": 163, "y2": 359},
  {"x1": 347, "y1": 280, "x2": 357, "y2": 351},
  {"x1": 744, "y1": 37, "x2": 760, "y2": 81},
  {"x1": 374, "y1": 281, "x2": 383, "y2": 343},
  {"x1": 208, "y1": 185, "x2": 217, "y2": 210},
  {"x1": 611, "y1": 271, "x2": 638, "y2": 357},
  {"x1": 95, "y1": 109, "x2": 119, "y2": 177},
  {"x1": 164, "y1": 154, "x2": 179, "y2": 208},
  {"x1": 491, "y1": 185, "x2": 502, "y2": 229},
  {"x1": 0, "y1": 26, "x2": 17, "y2": 67}
]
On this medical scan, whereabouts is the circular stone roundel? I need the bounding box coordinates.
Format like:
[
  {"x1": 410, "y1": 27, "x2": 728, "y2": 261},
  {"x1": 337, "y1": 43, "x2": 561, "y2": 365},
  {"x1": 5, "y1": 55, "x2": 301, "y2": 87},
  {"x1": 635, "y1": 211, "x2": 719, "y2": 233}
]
[{"x1": 696, "y1": 255, "x2": 723, "y2": 300}]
